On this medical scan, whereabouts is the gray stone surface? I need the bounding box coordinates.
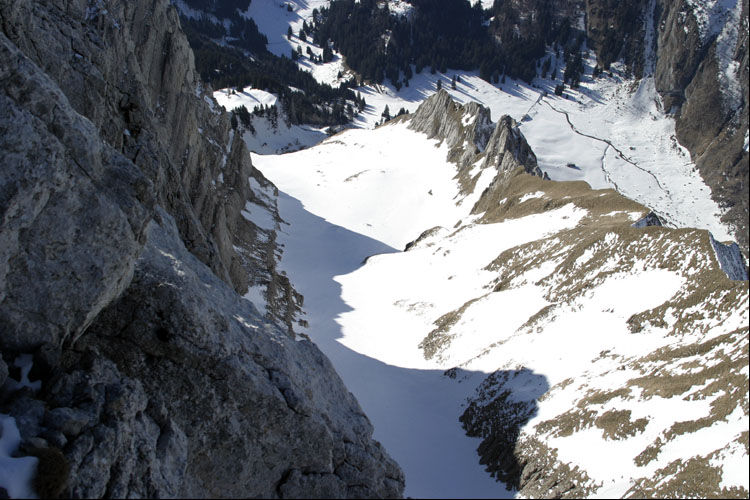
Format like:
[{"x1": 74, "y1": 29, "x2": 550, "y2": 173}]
[
  {"x1": 52, "y1": 213, "x2": 403, "y2": 498},
  {"x1": 0, "y1": 0, "x2": 303, "y2": 331},
  {"x1": 0, "y1": 0, "x2": 405, "y2": 497},
  {"x1": 0, "y1": 31, "x2": 153, "y2": 351}
]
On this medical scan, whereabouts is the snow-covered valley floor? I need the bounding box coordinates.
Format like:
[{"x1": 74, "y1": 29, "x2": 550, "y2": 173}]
[{"x1": 253, "y1": 124, "x2": 513, "y2": 497}]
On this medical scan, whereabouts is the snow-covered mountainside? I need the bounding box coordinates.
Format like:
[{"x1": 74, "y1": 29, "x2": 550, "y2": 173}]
[
  {"x1": 236, "y1": 0, "x2": 747, "y2": 256},
  {"x1": 241, "y1": 60, "x2": 737, "y2": 249},
  {"x1": 253, "y1": 92, "x2": 749, "y2": 498},
  {"x1": 223, "y1": 2, "x2": 738, "y2": 250}
]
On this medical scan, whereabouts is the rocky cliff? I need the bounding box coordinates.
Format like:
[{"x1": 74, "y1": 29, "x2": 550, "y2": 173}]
[
  {"x1": 0, "y1": 0, "x2": 403, "y2": 497},
  {"x1": 0, "y1": 0, "x2": 302, "y2": 334}
]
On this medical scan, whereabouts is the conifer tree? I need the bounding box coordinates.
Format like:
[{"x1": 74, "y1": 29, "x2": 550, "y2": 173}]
[{"x1": 382, "y1": 105, "x2": 391, "y2": 121}]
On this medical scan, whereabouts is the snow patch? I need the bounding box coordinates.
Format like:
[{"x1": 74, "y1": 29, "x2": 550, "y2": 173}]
[
  {"x1": 4, "y1": 354, "x2": 42, "y2": 393},
  {"x1": 214, "y1": 87, "x2": 278, "y2": 111},
  {"x1": 0, "y1": 415, "x2": 38, "y2": 499},
  {"x1": 685, "y1": 0, "x2": 739, "y2": 42},
  {"x1": 241, "y1": 201, "x2": 276, "y2": 231},
  {"x1": 241, "y1": 116, "x2": 327, "y2": 155},
  {"x1": 388, "y1": 0, "x2": 415, "y2": 19},
  {"x1": 518, "y1": 191, "x2": 545, "y2": 203}
]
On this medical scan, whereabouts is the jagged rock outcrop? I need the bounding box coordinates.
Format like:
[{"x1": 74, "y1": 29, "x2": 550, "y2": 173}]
[
  {"x1": 406, "y1": 90, "x2": 496, "y2": 169},
  {"x1": 19, "y1": 211, "x2": 401, "y2": 498},
  {"x1": 405, "y1": 90, "x2": 543, "y2": 215},
  {"x1": 0, "y1": 31, "x2": 153, "y2": 352},
  {"x1": 0, "y1": 0, "x2": 404, "y2": 497}
]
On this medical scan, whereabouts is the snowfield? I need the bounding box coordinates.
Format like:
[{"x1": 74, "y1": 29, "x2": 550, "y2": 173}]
[
  {"x1": 0, "y1": 414, "x2": 37, "y2": 499},
  {"x1": 230, "y1": 0, "x2": 735, "y2": 241},
  {"x1": 213, "y1": 87, "x2": 278, "y2": 111},
  {"x1": 244, "y1": 0, "x2": 351, "y2": 87},
  {"x1": 253, "y1": 123, "x2": 514, "y2": 498}
]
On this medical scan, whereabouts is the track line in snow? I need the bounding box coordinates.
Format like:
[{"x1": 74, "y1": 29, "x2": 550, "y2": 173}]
[
  {"x1": 544, "y1": 101, "x2": 667, "y2": 193},
  {"x1": 521, "y1": 92, "x2": 545, "y2": 120},
  {"x1": 600, "y1": 143, "x2": 621, "y2": 192}
]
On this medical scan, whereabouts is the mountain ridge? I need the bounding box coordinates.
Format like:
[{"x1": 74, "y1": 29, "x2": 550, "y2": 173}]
[
  {"x1": 257, "y1": 89, "x2": 748, "y2": 498},
  {"x1": 399, "y1": 93, "x2": 749, "y2": 498}
]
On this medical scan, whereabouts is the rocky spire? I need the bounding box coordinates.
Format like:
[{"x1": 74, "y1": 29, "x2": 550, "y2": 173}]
[{"x1": 406, "y1": 90, "x2": 544, "y2": 213}]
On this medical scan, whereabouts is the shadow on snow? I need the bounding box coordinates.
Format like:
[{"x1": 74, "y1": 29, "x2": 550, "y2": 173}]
[{"x1": 272, "y1": 190, "x2": 549, "y2": 499}]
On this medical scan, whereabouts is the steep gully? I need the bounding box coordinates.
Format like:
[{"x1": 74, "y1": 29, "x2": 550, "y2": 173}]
[{"x1": 267, "y1": 188, "x2": 519, "y2": 499}]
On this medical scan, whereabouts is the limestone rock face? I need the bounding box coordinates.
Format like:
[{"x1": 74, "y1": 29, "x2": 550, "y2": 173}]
[
  {"x1": 0, "y1": 0, "x2": 404, "y2": 497},
  {"x1": 40, "y1": 213, "x2": 403, "y2": 498},
  {"x1": 652, "y1": 0, "x2": 706, "y2": 111},
  {"x1": 0, "y1": 31, "x2": 154, "y2": 351},
  {"x1": 407, "y1": 89, "x2": 496, "y2": 170},
  {"x1": 0, "y1": 0, "x2": 302, "y2": 328}
]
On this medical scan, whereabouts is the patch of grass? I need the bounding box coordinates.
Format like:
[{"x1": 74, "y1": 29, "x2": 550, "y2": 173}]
[
  {"x1": 626, "y1": 455, "x2": 749, "y2": 498},
  {"x1": 537, "y1": 378, "x2": 575, "y2": 403},
  {"x1": 634, "y1": 439, "x2": 663, "y2": 467},
  {"x1": 535, "y1": 408, "x2": 598, "y2": 438},
  {"x1": 577, "y1": 387, "x2": 633, "y2": 407},
  {"x1": 516, "y1": 304, "x2": 557, "y2": 334},
  {"x1": 473, "y1": 168, "x2": 648, "y2": 224},
  {"x1": 629, "y1": 329, "x2": 748, "y2": 400},
  {"x1": 627, "y1": 328, "x2": 748, "y2": 466},
  {"x1": 595, "y1": 409, "x2": 648, "y2": 440},
  {"x1": 419, "y1": 296, "x2": 485, "y2": 360},
  {"x1": 514, "y1": 437, "x2": 597, "y2": 498}
]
